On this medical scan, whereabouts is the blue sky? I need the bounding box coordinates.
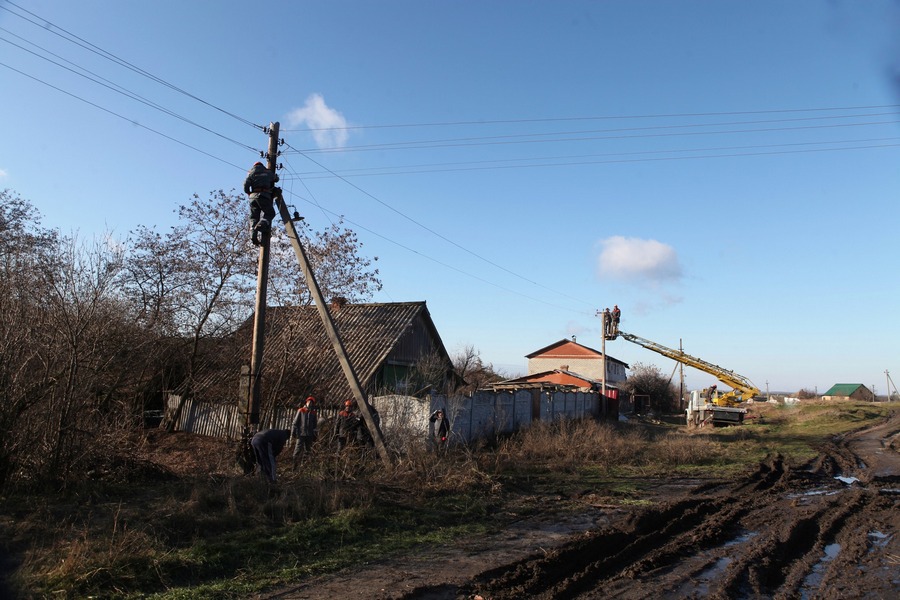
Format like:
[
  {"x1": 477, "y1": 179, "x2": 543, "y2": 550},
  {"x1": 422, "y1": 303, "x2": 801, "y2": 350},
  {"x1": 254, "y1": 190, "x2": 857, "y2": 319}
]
[{"x1": 2, "y1": 1, "x2": 899, "y2": 394}]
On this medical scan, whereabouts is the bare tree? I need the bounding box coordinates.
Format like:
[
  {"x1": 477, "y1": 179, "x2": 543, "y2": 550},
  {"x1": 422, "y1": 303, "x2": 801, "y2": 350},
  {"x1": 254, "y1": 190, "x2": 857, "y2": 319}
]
[
  {"x1": 267, "y1": 217, "x2": 381, "y2": 307},
  {"x1": 452, "y1": 345, "x2": 506, "y2": 394},
  {"x1": 622, "y1": 362, "x2": 679, "y2": 414},
  {"x1": 121, "y1": 190, "x2": 382, "y2": 427}
]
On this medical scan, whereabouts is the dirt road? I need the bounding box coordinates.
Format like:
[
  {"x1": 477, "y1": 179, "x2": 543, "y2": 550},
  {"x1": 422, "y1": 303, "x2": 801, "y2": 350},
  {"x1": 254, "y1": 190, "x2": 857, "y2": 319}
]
[{"x1": 262, "y1": 413, "x2": 900, "y2": 600}]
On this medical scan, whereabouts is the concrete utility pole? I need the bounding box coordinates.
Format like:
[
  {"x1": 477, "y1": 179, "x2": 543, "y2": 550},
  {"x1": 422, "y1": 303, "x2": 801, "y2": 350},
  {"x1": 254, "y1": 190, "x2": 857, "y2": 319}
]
[
  {"x1": 600, "y1": 311, "x2": 608, "y2": 418},
  {"x1": 273, "y1": 183, "x2": 391, "y2": 466}
]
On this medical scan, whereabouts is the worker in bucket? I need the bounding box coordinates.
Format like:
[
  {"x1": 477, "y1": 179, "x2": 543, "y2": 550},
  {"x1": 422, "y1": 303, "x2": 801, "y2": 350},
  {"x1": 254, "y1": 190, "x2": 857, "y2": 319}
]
[
  {"x1": 243, "y1": 161, "x2": 279, "y2": 246},
  {"x1": 251, "y1": 428, "x2": 291, "y2": 483},
  {"x1": 612, "y1": 305, "x2": 621, "y2": 335},
  {"x1": 291, "y1": 396, "x2": 318, "y2": 466}
]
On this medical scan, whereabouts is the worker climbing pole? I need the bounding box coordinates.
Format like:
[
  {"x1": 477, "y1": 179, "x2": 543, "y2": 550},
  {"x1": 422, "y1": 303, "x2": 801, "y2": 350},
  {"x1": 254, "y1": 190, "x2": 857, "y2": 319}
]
[{"x1": 237, "y1": 122, "x2": 391, "y2": 471}]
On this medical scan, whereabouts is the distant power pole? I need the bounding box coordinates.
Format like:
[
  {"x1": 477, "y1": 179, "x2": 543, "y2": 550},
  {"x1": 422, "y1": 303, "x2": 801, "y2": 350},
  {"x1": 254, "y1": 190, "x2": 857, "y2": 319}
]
[{"x1": 679, "y1": 338, "x2": 684, "y2": 410}]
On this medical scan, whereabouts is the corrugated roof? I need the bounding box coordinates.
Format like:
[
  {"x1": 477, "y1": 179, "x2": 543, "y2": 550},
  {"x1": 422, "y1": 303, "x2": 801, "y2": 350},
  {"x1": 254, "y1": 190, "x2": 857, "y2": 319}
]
[
  {"x1": 188, "y1": 301, "x2": 448, "y2": 408},
  {"x1": 822, "y1": 383, "x2": 867, "y2": 397},
  {"x1": 491, "y1": 369, "x2": 619, "y2": 392}
]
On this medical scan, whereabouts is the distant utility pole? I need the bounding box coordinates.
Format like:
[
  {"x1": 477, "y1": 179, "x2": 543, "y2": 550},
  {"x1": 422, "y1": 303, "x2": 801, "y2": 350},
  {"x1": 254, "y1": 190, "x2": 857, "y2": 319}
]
[
  {"x1": 679, "y1": 338, "x2": 684, "y2": 410},
  {"x1": 600, "y1": 311, "x2": 607, "y2": 405}
]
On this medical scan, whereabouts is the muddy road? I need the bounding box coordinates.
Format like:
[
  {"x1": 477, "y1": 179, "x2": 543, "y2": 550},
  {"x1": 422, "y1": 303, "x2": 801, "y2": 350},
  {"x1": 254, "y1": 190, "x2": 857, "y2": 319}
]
[{"x1": 263, "y1": 413, "x2": 900, "y2": 600}]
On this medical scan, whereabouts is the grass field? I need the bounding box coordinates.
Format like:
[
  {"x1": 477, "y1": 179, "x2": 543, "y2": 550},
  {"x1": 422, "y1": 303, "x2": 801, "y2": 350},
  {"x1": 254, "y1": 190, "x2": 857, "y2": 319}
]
[{"x1": 2, "y1": 399, "x2": 896, "y2": 599}]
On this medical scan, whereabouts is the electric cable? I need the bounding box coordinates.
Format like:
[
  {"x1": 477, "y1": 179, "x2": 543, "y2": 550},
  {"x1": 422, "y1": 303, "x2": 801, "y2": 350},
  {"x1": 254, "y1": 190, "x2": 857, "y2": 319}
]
[
  {"x1": 279, "y1": 155, "x2": 335, "y2": 227},
  {"x1": 283, "y1": 139, "x2": 596, "y2": 309},
  {"x1": 279, "y1": 187, "x2": 591, "y2": 316},
  {"x1": 280, "y1": 136, "x2": 900, "y2": 180},
  {"x1": 0, "y1": 32, "x2": 259, "y2": 153},
  {"x1": 0, "y1": 60, "x2": 247, "y2": 171},
  {"x1": 279, "y1": 103, "x2": 900, "y2": 132},
  {"x1": 284, "y1": 115, "x2": 900, "y2": 155},
  {"x1": 1, "y1": 0, "x2": 264, "y2": 131}
]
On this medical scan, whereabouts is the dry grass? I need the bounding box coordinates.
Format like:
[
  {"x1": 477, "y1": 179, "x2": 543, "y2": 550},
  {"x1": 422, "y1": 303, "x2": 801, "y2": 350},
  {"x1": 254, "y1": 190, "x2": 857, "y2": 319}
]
[
  {"x1": 490, "y1": 419, "x2": 722, "y2": 475},
  {"x1": 14, "y1": 404, "x2": 886, "y2": 598}
]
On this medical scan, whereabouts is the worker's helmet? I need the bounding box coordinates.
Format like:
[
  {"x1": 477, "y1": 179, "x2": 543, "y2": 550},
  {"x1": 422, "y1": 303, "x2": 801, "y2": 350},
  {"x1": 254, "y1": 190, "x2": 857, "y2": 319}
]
[
  {"x1": 344, "y1": 400, "x2": 353, "y2": 407},
  {"x1": 305, "y1": 396, "x2": 315, "y2": 404}
]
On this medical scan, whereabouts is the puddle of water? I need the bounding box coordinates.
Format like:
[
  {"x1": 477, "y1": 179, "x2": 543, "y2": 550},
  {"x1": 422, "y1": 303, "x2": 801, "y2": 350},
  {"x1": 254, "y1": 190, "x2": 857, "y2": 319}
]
[
  {"x1": 787, "y1": 488, "x2": 845, "y2": 500},
  {"x1": 868, "y1": 530, "x2": 891, "y2": 549},
  {"x1": 800, "y1": 543, "x2": 841, "y2": 599},
  {"x1": 671, "y1": 531, "x2": 757, "y2": 597},
  {"x1": 834, "y1": 475, "x2": 859, "y2": 485},
  {"x1": 724, "y1": 531, "x2": 758, "y2": 547}
]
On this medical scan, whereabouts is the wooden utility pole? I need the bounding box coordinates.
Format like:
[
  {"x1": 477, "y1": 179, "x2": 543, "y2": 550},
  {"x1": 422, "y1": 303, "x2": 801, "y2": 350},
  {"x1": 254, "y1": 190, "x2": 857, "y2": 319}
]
[
  {"x1": 242, "y1": 121, "x2": 390, "y2": 467},
  {"x1": 246, "y1": 122, "x2": 280, "y2": 427}
]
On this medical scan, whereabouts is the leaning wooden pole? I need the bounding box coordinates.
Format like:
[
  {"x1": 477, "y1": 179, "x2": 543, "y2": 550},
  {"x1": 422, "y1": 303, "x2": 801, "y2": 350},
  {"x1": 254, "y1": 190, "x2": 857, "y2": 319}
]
[{"x1": 273, "y1": 191, "x2": 391, "y2": 467}]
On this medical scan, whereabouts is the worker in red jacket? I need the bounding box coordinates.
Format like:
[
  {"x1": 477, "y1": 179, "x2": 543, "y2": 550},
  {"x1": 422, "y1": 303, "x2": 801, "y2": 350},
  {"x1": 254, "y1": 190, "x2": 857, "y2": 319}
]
[{"x1": 291, "y1": 396, "x2": 318, "y2": 466}]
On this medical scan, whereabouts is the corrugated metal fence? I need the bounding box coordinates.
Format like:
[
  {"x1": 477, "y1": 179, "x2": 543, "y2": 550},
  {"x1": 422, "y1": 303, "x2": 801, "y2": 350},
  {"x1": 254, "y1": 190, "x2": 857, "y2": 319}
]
[{"x1": 167, "y1": 387, "x2": 614, "y2": 445}]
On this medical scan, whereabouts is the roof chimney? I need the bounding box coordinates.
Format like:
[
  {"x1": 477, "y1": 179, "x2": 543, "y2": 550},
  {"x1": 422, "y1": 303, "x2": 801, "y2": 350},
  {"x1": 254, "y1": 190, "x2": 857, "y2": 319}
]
[
  {"x1": 560, "y1": 365, "x2": 569, "y2": 371},
  {"x1": 330, "y1": 296, "x2": 348, "y2": 311}
]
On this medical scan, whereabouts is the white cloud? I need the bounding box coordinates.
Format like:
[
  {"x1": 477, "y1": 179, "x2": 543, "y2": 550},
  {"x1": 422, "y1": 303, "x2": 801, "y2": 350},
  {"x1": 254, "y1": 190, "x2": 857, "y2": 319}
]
[
  {"x1": 595, "y1": 236, "x2": 683, "y2": 284},
  {"x1": 285, "y1": 94, "x2": 350, "y2": 149},
  {"x1": 0, "y1": 168, "x2": 8, "y2": 180}
]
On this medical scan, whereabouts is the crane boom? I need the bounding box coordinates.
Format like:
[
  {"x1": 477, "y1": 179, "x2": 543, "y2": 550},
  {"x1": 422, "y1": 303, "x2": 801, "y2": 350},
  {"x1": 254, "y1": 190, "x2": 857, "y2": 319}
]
[{"x1": 617, "y1": 331, "x2": 759, "y2": 407}]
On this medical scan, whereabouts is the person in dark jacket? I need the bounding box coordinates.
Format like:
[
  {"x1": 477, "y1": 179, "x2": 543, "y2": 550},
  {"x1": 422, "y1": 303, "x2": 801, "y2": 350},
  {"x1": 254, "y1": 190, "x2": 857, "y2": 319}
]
[
  {"x1": 357, "y1": 404, "x2": 380, "y2": 447},
  {"x1": 251, "y1": 428, "x2": 291, "y2": 483},
  {"x1": 336, "y1": 399, "x2": 359, "y2": 450},
  {"x1": 429, "y1": 408, "x2": 450, "y2": 450},
  {"x1": 291, "y1": 396, "x2": 318, "y2": 465},
  {"x1": 611, "y1": 305, "x2": 621, "y2": 335},
  {"x1": 243, "y1": 161, "x2": 279, "y2": 246}
]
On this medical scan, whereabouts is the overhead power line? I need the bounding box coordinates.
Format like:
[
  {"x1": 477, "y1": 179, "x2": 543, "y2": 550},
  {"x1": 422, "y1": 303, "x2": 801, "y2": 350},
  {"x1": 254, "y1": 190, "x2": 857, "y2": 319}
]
[
  {"x1": 280, "y1": 103, "x2": 900, "y2": 132},
  {"x1": 1, "y1": 0, "x2": 263, "y2": 131},
  {"x1": 280, "y1": 136, "x2": 900, "y2": 180},
  {"x1": 283, "y1": 139, "x2": 596, "y2": 309},
  {"x1": 0, "y1": 31, "x2": 258, "y2": 153},
  {"x1": 279, "y1": 188, "x2": 591, "y2": 316},
  {"x1": 284, "y1": 113, "x2": 900, "y2": 155},
  {"x1": 0, "y1": 60, "x2": 247, "y2": 171}
]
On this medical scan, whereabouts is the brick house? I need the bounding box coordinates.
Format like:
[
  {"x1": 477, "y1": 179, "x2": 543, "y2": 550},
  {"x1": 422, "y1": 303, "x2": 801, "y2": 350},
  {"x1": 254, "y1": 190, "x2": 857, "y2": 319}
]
[{"x1": 525, "y1": 338, "x2": 628, "y2": 385}]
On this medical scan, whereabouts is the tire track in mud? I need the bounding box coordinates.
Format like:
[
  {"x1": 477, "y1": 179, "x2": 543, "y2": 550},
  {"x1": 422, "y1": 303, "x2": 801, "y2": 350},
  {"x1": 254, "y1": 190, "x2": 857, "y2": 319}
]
[
  {"x1": 447, "y1": 444, "x2": 900, "y2": 600},
  {"x1": 457, "y1": 456, "x2": 789, "y2": 600}
]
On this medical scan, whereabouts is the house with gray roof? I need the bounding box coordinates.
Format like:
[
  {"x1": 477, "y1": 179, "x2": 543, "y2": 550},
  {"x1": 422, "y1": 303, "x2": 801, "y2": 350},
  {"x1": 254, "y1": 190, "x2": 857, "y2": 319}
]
[{"x1": 184, "y1": 300, "x2": 454, "y2": 415}]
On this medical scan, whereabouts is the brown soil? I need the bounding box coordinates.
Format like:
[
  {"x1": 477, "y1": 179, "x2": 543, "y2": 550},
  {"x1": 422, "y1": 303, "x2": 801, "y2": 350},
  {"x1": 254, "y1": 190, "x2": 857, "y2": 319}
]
[{"x1": 256, "y1": 413, "x2": 900, "y2": 600}]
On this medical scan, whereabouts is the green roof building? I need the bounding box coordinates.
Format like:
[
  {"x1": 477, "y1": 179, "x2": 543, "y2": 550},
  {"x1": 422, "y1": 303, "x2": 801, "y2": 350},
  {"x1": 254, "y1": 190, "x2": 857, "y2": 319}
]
[{"x1": 821, "y1": 384, "x2": 874, "y2": 402}]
